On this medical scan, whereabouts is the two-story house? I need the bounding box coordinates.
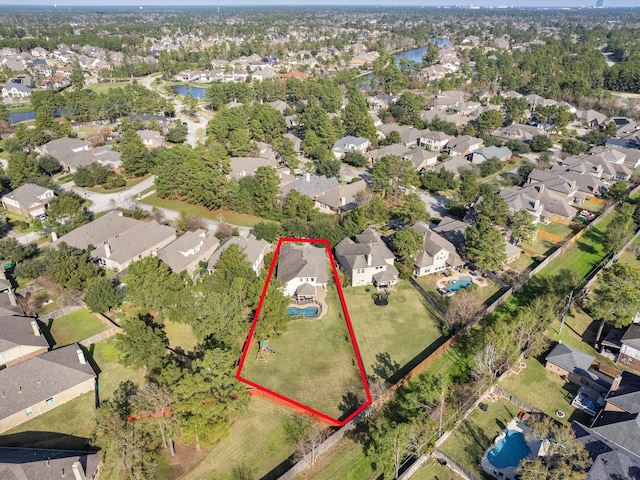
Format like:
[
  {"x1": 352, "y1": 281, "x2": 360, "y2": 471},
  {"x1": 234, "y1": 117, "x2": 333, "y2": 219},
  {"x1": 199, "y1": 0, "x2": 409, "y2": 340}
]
[
  {"x1": 334, "y1": 228, "x2": 398, "y2": 288},
  {"x1": 411, "y1": 222, "x2": 464, "y2": 277},
  {"x1": 1, "y1": 184, "x2": 55, "y2": 218},
  {"x1": 277, "y1": 241, "x2": 328, "y2": 299}
]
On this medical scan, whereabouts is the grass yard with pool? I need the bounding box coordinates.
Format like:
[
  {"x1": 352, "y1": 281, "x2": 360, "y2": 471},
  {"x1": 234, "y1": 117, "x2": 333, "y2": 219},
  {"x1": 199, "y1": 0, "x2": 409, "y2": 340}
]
[
  {"x1": 344, "y1": 280, "x2": 445, "y2": 384},
  {"x1": 240, "y1": 280, "x2": 368, "y2": 421}
]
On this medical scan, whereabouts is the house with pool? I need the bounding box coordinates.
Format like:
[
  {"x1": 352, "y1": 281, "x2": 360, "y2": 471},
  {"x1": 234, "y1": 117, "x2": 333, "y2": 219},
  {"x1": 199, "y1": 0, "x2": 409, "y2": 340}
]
[
  {"x1": 411, "y1": 221, "x2": 463, "y2": 277},
  {"x1": 276, "y1": 242, "x2": 328, "y2": 301}
]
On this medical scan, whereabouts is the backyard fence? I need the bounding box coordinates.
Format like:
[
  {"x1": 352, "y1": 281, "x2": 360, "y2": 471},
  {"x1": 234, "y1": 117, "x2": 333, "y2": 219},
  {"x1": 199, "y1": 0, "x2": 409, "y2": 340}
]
[
  {"x1": 79, "y1": 328, "x2": 118, "y2": 347},
  {"x1": 38, "y1": 305, "x2": 82, "y2": 323},
  {"x1": 432, "y1": 450, "x2": 484, "y2": 480},
  {"x1": 16, "y1": 284, "x2": 42, "y2": 296},
  {"x1": 489, "y1": 385, "x2": 542, "y2": 415}
]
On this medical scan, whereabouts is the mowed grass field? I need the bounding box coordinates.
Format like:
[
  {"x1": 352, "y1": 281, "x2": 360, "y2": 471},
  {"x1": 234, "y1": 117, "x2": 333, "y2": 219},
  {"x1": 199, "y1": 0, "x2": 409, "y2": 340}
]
[
  {"x1": 241, "y1": 284, "x2": 367, "y2": 420},
  {"x1": 48, "y1": 309, "x2": 109, "y2": 348},
  {"x1": 344, "y1": 281, "x2": 445, "y2": 384}
]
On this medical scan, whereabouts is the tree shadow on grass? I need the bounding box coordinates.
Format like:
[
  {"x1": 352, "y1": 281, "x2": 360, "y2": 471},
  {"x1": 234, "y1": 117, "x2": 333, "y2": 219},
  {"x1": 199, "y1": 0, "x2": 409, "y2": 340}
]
[
  {"x1": 372, "y1": 352, "x2": 401, "y2": 382},
  {"x1": 0, "y1": 431, "x2": 96, "y2": 451}
]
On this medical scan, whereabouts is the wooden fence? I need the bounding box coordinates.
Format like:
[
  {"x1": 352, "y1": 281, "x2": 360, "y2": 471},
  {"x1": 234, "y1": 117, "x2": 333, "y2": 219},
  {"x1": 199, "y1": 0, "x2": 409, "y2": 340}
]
[
  {"x1": 38, "y1": 305, "x2": 82, "y2": 322},
  {"x1": 79, "y1": 328, "x2": 118, "y2": 347}
]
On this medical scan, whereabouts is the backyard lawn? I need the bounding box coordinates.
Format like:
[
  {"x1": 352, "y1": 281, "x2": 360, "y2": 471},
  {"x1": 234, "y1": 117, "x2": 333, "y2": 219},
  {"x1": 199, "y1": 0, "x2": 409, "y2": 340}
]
[
  {"x1": 296, "y1": 436, "x2": 377, "y2": 480},
  {"x1": 439, "y1": 399, "x2": 519, "y2": 478},
  {"x1": 140, "y1": 194, "x2": 265, "y2": 227},
  {"x1": 185, "y1": 398, "x2": 299, "y2": 480},
  {"x1": 344, "y1": 280, "x2": 445, "y2": 384},
  {"x1": 164, "y1": 318, "x2": 198, "y2": 352},
  {"x1": 412, "y1": 459, "x2": 464, "y2": 480},
  {"x1": 48, "y1": 309, "x2": 109, "y2": 348},
  {"x1": 537, "y1": 220, "x2": 581, "y2": 239},
  {"x1": 241, "y1": 283, "x2": 368, "y2": 421},
  {"x1": 499, "y1": 359, "x2": 591, "y2": 427}
]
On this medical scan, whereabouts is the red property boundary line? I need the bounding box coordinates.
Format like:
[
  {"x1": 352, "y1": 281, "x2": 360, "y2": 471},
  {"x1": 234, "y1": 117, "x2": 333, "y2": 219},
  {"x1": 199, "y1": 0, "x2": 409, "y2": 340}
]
[{"x1": 236, "y1": 237, "x2": 372, "y2": 426}]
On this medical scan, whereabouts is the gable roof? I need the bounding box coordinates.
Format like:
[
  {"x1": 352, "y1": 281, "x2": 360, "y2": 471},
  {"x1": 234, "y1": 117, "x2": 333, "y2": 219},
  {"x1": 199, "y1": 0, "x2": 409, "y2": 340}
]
[
  {"x1": 591, "y1": 410, "x2": 640, "y2": 457},
  {"x1": 51, "y1": 211, "x2": 139, "y2": 251},
  {"x1": 2, "y1": 184, "x2": 54, "y2": 210},
  {"x1": 277, "y1": 242, "x2": 328, "y2": 285},
  {"x1": 313, "y1": 180, "x2": 367, "y2": 212},
  {"x1": 207, "y1": 233, "x2": 269, "y2": 271},
  {"x1": 0, "y1": 316, "x2": 48, "y2": 352},
  {"x1": 280, "y1": 174, "x2": 339, "y2": 198},
  {"x1": 39, "y1": 138, "x2": 91, "y2": 163},
  {"x1": 0, "y1": 447, "x2": 101, "y2": 480},
  {"x1": 412, "y1": 221, "x2": 463, "y2": 268},
  {"x1": 157, "y1": 229, "x2": 219, "y2": 274},
  {"x1": 607, "y1": 371, "x2": 640, "y2": 414},
  {"x1": 0, "y1": 344, "x2": 95, "y2": 423},
  {"x1": 432, "y1": 216, "x2": 470, "y2": 249},
  {"x1": 546, "y1": 341, "x2": 595, "y2": 374},
  {"x1": 228, "y1": 157, "x2": 278, "y2": 179},
  {"x1": 621, "y1": 324, "x2": 640, "y2": 350},
  {"x1": 334, "y1": 230, "x2": 396, "y2": 271}
]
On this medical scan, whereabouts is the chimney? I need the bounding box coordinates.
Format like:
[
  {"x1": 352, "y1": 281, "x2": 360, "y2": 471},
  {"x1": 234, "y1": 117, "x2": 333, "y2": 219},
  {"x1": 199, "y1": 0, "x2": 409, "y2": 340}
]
[
  {"x1": 611, "y1": 374, "x2": 623, "y2": 392},
  {"x1": 305, "y1": 172, "x2": 311, "y2": 182},
  {"x1": 366, "y1": 254, "x2": 372, "y2": 266},
  {"x1": 76, "y1": 349, "x2": 86, "y2": 365},
  {"x1": 7, "y1": 289, "x2": 17, "y2": 307},
  {"x1": 31, "y1": 320, "x2": 41, "y2": 336},
  {"x1": 51, "y1": 231, "x2": 58, "y2": 242},
  {"x1": 72, "y1": 462, "x2": 86, "y2": 480},
  {"x1": 103, "y1": 241, "x2": 111, "y2": 259},
  {"x1": 340, "y1": 196, "x2": 346, "y2": 206}
]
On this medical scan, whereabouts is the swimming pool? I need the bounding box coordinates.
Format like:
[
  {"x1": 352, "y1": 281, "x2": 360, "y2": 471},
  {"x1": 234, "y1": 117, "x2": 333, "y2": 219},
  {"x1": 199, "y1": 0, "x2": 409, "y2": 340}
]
[
  {"x1": 286, "y1": 306, "x2": 319, "y2": 318},
  {"x1": 444, "y1": 276, "x2": 473, "y2": 292},
  {"x1": 487, "y1": 430, "x2": 531, "y2": 469}
]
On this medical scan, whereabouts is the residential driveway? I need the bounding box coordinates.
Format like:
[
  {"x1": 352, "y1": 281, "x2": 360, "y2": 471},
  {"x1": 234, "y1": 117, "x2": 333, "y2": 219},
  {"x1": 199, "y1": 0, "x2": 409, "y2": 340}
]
[
  {"x1": 419, "y1": 193, "x2": 449, "y2": 219},
  {"x1": 14, "y1": 231, "x2": 40, "y2": 245},
  {"x1": 59, "y1": 176, "x2": 157, "y2": 214}
]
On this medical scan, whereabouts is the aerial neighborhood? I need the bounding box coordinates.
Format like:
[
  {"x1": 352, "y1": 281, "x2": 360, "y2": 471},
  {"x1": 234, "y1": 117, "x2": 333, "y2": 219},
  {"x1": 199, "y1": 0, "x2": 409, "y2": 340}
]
[{"x1": 2, "y1": 4, "x2": 640, "y2": 480}]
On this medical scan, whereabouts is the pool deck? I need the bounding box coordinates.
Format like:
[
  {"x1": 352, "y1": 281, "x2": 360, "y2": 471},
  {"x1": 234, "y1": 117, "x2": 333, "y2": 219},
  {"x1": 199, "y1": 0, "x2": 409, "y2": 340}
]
[
  {"x1": 289, "y1": 286, "x2": 328, "y2": 320},
  {"x1": 481, "y1": 418, "x2": 544, "y2": 480},
  {"x1": 436, "y1": 270, "x2": 488, "y2": 290}
]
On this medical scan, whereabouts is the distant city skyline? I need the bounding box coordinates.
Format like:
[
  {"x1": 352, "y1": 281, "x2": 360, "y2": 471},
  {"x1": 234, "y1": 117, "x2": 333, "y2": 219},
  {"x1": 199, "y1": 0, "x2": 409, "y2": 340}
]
[{"x1": 2, "y1": 0, "x2": 639, "y2": 8}]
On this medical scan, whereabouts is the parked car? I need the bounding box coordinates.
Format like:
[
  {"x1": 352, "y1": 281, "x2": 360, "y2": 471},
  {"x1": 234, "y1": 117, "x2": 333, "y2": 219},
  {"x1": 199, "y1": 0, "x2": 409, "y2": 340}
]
[{"x1": 35, "y1": 214, "x2": 47, "y2": 221}]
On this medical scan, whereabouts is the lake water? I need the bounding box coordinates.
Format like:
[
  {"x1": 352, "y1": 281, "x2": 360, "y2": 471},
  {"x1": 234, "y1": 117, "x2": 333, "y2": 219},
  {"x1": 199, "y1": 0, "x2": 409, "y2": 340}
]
[
  {"x1": 9, "y1": 110, "x2": 36, "y2": 124},
  {"x1": 172, "y1": 84, "x2": 207, "y2": 98}
]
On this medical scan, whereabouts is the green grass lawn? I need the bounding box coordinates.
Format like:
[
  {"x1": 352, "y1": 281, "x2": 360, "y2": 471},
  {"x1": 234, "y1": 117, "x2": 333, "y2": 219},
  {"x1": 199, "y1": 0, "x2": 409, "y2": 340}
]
[
  {"x1": 538, "y1": 213, "x2": 615, "y2": 281},
  {"x1": 439, "y1": 399, "x2": 518, "y2": 478},
  {"x1": 3, "y1": 210, "x2": 37, "y2": 233},
  {"x1": 88, "y1": 174, "x2": 151, "y2": 194},
  {"x1": 297, "y1": 436, "x2": 377, "y2": 480},
  {"x1": 580, "y1": 199, "x2": 605, "y2": 212},
  {"x1": 618, "y1": 250, "x2": 640, "y2": 269},
  {"x1": 344, "y1": 280, "x2": 445, "y2": 384},
  {"x1": 140, "y1": 194, "x2": 265, "y2": 227},
  {"x1": 85, "y1": 81, "x2": 133, "y2": 93},
  {"x1": 509, "y1": 254, "x2": 537, "y2": 273},
  {"x1": 37, "y1": 297, "x2": 63, "y2": 316},
  {"x1": 47, "y1": 309, "x2": 109, "y2": 348},
  {"x1": 520, "y1": 236, "x2": 557, "y2": 258},
  {"x1": 499, "y1": 359, "x2": 591, "y2": 427},
  {"x1": 241, "y1": 283, "x2": 367, "y2": 420},
  {"x1": 184, "y1": 398, "x2": 299, "y2": 480},
  {"x1": 91, "y1": 336, "x2": 146, "y2": 402},
  {"x1": 537, "y1": 221, "x2": 581, "y2": 239},
  {"x1": 164, "y1": 319, "x2": 198, "y2": 352}
]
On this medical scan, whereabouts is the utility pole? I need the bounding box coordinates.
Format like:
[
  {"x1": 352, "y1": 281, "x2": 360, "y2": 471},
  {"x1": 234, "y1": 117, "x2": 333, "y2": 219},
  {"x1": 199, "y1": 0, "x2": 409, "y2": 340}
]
[{"x1": 559, "y1": 289, "x2": 574, "y2": 335}]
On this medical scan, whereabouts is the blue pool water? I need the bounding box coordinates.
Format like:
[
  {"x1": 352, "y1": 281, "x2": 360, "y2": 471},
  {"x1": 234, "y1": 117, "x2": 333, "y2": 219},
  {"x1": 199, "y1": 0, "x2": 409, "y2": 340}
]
[
  {"x1": 487, "y1": 430, "x2": 530, "y2": 469},
  {"x1": 287, "y1": 306, "x2": 319, "y2": 317},
  {"x1": 444, "y1": 276, "x2": 473, "y2": 292}
]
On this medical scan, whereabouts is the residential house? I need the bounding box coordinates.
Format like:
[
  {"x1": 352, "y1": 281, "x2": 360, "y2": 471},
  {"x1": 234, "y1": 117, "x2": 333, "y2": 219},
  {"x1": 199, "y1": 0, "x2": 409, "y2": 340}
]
[
  {"x1": 367, "y1": 144, "x2": 413, "y2": 163},
  {"x1": 51, "y1": 211, "x2": 177, "y2": 272},
  {"x1": 590, "y1": 371, "x2": 640, "y2": 458},
  {"x1": 411, "y1": 221, "x2": 463, "y2": 277},
  {"x1": 404, "y1": 149, "x2": 438, "y2": 171},
  {"x1": 429, "y1": 155, "x2": 472, "y2": 178},
  {"x1": 377, "y1": 125, "x2": 425, "y2": 147},
  {"x1": 500, "y1": 183, "x2": 577, "y2": 222},
  {"x1": 471, "y1": 146, "x2": 512, "y2": 164},
  {"x1": 157, "y1": 229, "x2": 220, "y2": 278},
  {"x1": 418, "y1": 130, "x2": 453, "y2": 151},
  {"x1": 332, "y1": 136, "x2": 370, "y2": 159},
  {"x1": 313, "y1": 180, "x2": 367, "y2": 214},
  {"x1": 0, "y1": 447, "x2": 101, "y2": 480},
  {"x1": 499, "y1": 188, "x2": 545, "y2": 223},
  {"x1": 280, "y1": 173, "x2": 340, "y2": 201},
  {"x1": 367, "y1": 94, "x2": 398, "y2": 111},
  {"x1": 91, "y1": 221, "x2": 176, "y2": 272},
  {"x1": 528, "y1": 167, "x2": 607, "y2": 202},
  {"x1": 334, "y1": 228, "x2": 398, "y2": 288},
  {"x1": 0, "y1": 344, "x2": 96, "y2": 434},
  {"x1": 228, "y1": 157, "x2": 278, "y2": 180},
  {"x1": 616, "y1": 323, "x2": 640, "y2": 374},
  {"x1": 0, "y1": 316, "x2": 49, "y2": 367},
  {"x1": 580, "y1": 109, "x2": 608, "y2": 128},
  {"x1": 420, "y1": 110, "x2": 470, "y2": 128},
  {"x1": 207, "y1": 233, "x2": 270, "y2": 275},
  {"x1": 1, "y1": 79, "x2": 31, "y2": 99},
  {"x1": 451, "y1": 100, "x2": 480, "y2": 117},
  {"x1": 447, "y1": 135, "x2": 483, "y2": 157},
  {"x1": 545, "y1": 342, "x2": 613, "y2": 395},
  {"x1": 137, "y1": 130, "x2": 165, "y2": 149},
  {"x1": 269, "y1": 100, "x2": 289, "y2": 113},
  {"x1": 53, "y1": 146, "x2": 121, "y2": 173},
  {"x1": 572, "y1": 421, "x2": 640, "y2": 480},
  {"x1": 494, "y1": 123, "x2": 543, "y2": 142},
  {"x1": 277, "y1": 242, "x2": 328, "y2": 298},
  {"x1": 428, "y1": 90, "x2": 466, "y2": 110},
  {"x1": 1, "y1": 184, "x2": 55, "y2": 218},
  {"x1": 432, "y1": 216, "x2": 470, "y2": 250},
  {"x1": 38, "y1": 138, "x2": 91, "y2": 168}
]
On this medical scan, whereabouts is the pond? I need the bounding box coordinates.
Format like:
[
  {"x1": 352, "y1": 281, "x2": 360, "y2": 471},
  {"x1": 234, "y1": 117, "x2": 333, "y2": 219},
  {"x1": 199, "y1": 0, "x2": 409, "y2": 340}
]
[{"x1": 172, "y1": 85, "x2": 207, "y2": 99}]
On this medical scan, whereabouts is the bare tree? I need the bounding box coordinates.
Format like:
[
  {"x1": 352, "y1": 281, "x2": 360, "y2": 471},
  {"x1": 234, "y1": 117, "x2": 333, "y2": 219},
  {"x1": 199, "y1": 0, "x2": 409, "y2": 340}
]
[
  {"x1": 353, "y1": 188, "x2": 373, "y2": 208},
  {"x1": 186, "y1": 215, "x2": 206, "y2": 232},
  {"x1": 293, "y1": 427, "x2": 331, "y2": 468},
  {"x1": 473, "y1": 343, "x2": 509, "y2": 379},
  {"x1": 133, "y1": 383, "x2": 176, "y2": 456},
  {"x1": 444, "y1": 290, "x2": 484, "y2": 333},
  {"x1": 216, "y1": 220, "x2": 236, "y2": 240}
]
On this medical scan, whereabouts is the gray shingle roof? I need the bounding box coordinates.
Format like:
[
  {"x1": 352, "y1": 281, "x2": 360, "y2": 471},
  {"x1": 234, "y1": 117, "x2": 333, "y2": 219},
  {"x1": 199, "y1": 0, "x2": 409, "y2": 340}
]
[
  {"x1": 313, "y1": 181, "x2": 367, "y2": 212},
  {"x1": 412, "y1": 221, "x2": 463, "y2": 268},
  {"x1": 157, "y1": 229, "x2": 219, "y2": 274},
  {"x1": 591, "y1": 411, "x2": 640, "y2": 457},
  {"x1": 51, "y1": 211, "x2": 139, "y2": 251},
  {"x1": 0, "y1": 447, "x2": 101, "y2": 480},
  {"x1": 0, "y1": 344, "x2": 95, "y2": 422},
  {"x1": 277, "y1": 242, "x2": 328, "y2": 285},
  {"x1": 621, "y1": 324, "x2": 640, "y2": 350},
  {"x1": 280, "y1": 174, "x2": 339, "y2": 198},
  {"x1": 546, "y1": 342, "x2": 595, "y2": 376},
  {"x1": 1, "y1": 184, "x2": 54, "y2": 212},
  {"x1": 0, "y1": 316, "x2": 48, "y2": 352},
  {"x1": 606, "y1": 371, "x2": 640, "y2": 414},
  {"x1": 207, "y1": 234, "x2": 269, "y2": 272}
]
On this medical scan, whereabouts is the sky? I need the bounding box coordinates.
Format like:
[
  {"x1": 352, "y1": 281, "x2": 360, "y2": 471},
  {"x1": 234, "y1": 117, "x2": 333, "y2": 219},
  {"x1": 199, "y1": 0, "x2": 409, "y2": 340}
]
[{"x1": 0, "y1": 0, "x2": 638, "y2": 7}]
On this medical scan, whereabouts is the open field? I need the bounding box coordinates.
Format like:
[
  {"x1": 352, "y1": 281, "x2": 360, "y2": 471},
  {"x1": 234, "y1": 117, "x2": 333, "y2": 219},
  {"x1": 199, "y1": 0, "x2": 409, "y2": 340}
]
[
  {"x1": 140, "y1": 194, "x2": 265, "y2": 227},
  {"x1": 439, "y1": 399, "x2": 519, "y2": 478},
  {"x1": 185, "y1": 398, "x2": 298, "y2": 480},
  {"x1": 344, "y1": 280, "x2": 445, "y2": 384},
  {"x1": 241, "y1": 283, "x2": 367, "y2": 420},
  {"x1": 85, "y1": 81, "x2": 133, "y2": 93},
  {"x1": 48, "y1": 309, "x2": 109, "y2": 348}
]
